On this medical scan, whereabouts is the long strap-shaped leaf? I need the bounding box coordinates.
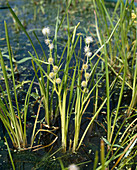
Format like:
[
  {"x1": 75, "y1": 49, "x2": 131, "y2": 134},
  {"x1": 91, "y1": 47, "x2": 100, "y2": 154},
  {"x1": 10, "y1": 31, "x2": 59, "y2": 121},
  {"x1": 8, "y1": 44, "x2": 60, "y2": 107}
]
[
  {"x1": 4, "y1": 20, "x2": 23, "y2": 136},
  {"x1": 0, "y1": 49, "x2": 21, "y2": 148}
]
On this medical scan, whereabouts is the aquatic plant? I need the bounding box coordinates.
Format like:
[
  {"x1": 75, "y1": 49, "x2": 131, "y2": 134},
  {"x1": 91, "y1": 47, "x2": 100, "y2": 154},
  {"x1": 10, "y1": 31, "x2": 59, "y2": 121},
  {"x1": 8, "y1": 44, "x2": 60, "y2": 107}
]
[
  {"x1": 0, "y1": 21, "x2": 34, "y2": 149},
  {"x1": 6, "y1": 1, "x2": 105, "y2": 152},
  {"x1": 0, "y1": 1, "x2": 136, "y2": 169},
  {"x1": 91, "y1": 0, "x2": 137, "y2": 169}
]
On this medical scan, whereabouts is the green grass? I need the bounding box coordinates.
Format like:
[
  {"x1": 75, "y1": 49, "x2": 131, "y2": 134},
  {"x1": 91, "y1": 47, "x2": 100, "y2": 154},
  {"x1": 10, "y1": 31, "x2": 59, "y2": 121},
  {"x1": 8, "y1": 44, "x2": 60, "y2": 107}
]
[{"x1": 0, "y1": 0, "x2": 136, "y2": 169}]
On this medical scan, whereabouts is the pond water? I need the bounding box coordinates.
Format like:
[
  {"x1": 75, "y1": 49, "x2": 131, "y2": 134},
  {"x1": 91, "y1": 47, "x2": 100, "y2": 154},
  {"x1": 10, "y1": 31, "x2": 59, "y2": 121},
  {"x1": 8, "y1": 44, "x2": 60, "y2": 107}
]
[
  {"x1": 0, "y1": 0, "x2": 98, "y2": 80},
  {"x1": 0, "y1": 0, "x2": 136, "y2": 169}
]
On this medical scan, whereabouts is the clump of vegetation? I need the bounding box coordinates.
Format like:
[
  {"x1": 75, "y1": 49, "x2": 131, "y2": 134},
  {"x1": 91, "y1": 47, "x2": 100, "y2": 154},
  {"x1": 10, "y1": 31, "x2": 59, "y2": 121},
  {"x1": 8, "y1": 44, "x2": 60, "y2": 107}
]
[{"x1": 0, "y1": 0, "x2": 136, "y2": 169}]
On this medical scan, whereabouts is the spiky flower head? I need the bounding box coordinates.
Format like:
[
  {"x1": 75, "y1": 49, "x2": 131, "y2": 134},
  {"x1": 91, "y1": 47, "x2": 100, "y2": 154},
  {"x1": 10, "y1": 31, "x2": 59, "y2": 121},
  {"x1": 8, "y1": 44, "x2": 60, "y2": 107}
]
[
  {"x1": 68, "y1": 164, "x2": 79, "y2": 170},
  {"x1": 48, "y1": 57, "x2": 54, "y2": 64},
  {"x1": 86, "y1": 51, "x2": 92, "y2": 57},
  {"x1": 84, "y1": 46, "x2": 90, "y2": 53},
  {"x1": 49, "y1": 72, "x2": 55, "y2": 79},
  {"x1": 85, "y1": 36, "x2": 93, "y2": 44},
  {"x1": 49, "y1": 43, "x2": 54, "y2": 50},
  {"x1": 56, "y1": 78, "x2": 61, "y2": 84},
  {"x1": 42, "y1": 27, "x2": 50, "y2": 36},
  {"x1": 85, "y1": 72, "x2": 90, "y2": 79},
  {"x1": 82, "y1": 64, "x2": 88, "y2": 70},
  {"x1": 53, "y1": 65, "x2": 59, "y2": 73},
  {"x1": 45, "y1": 39, "x2": 50, "y2": 45},
  {"x1": 131, "y1": 13, "x2": 136, "y2": 19},
  {"x1": 81, "y1": 81, "x2": 87, "y2": 87}
]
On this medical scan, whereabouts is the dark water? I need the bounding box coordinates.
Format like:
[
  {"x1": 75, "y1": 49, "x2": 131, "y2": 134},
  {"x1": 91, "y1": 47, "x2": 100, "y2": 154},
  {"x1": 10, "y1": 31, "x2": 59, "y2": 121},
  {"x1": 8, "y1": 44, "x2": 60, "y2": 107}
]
[{"x1": 0, "y1": 0, "x2": 97, "y2": 80}]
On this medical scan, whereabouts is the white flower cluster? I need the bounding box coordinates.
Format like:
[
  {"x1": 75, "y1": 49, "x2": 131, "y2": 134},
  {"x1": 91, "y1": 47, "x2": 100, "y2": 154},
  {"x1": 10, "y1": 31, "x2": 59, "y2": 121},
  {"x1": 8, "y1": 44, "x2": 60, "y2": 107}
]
[
  {"x1": 42, "y1": 27, "x2": 54, "y2": 51},
  {"x1": 42, "y1": 27, "x2": 50, "y2": 36},
  {"x1": 56, "y1": 78, "x2": 61, "y2": 84},
  {"x1": 81, "y1": 62, "x2": 90, "y2": 89},
  {"x1": 81, "y1": 80, "x2": 87, "y2": 87},
  {"x1": 42, "y1": 26, "x2": 61, "y2": 85},
  {"x1": 49, "y1": 64, "x2": 61, "y2": 84},
  {"x1": 80, "y1": 36, "x2": 93, "y2": 89},
  {"x1": 68, "y1": 164, "x2": 79, "y2": 170},
  {"x1": 48, "y1": 43, "x2": 54, "y2": 50},
  {"x1": 84, "y1": 36, "x2": 93, "y2": 58},
  {"x1": 85, "y1": 36, "x2": 93, "y2": 44},
  {"x1": 45, "y1": 39, "x2": 50, "y2": 45},
  {"x1": 48, "y1": 61, "x2": 61, "y2": 84},
  {"x1": 48, "y1": 57, "x2": 54, "y2": 64}
]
